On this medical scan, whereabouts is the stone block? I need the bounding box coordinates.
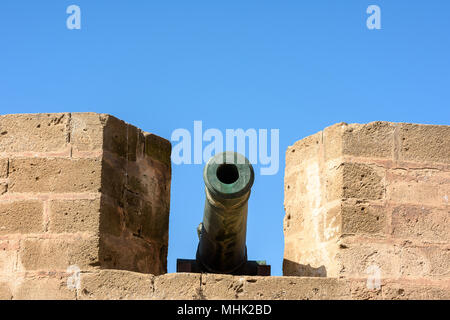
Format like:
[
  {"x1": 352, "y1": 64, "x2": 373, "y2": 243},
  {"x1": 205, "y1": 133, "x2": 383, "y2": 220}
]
[
  {"x1": 8, "y1": 158, "x2": 102, "y2": 193},
  {"x1": 0, "y1": 113, "x2": 69, "y2": 153},
  {"x1": 0, "y1": 201, "x2": 43, "y2": 234}
]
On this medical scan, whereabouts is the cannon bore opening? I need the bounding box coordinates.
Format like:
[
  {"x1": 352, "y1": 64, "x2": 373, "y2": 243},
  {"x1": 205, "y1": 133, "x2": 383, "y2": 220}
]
[{"x1": 216, "y1": 163, "x2": 239, "y2": 184}]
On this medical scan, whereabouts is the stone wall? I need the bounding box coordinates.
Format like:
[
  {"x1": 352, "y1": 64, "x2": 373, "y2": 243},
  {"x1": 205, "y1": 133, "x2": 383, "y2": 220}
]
[
  {"x1": 283, "y1": 122, "x2": 449, "y2": 293},
  {"x1": 0, "y1": 113, "x2": 171, "y2": 299},
  {"x1": 1, "y1": 116, "x2": 448, "y2": 300}
]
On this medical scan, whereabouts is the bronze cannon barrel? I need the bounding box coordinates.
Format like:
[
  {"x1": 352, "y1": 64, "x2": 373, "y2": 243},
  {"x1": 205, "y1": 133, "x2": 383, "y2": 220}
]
[
  {"x1": 196, "y1": 151, "x2": 254, "y2": 274},
  {"x1": 176, "y1": 151, "x2": 270, "y2": 276}
]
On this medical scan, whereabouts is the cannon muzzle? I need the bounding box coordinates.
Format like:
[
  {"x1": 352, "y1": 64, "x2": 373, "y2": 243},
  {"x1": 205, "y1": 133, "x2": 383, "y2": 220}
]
[{"x1": 177, "y1": 152, "x2": 270, "y2": 276}]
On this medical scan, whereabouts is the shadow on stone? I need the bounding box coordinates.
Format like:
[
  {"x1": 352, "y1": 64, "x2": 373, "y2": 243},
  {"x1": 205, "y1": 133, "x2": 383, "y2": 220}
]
[{"x1": 283, "y1": 259, "x2": 327, "y2": 277}]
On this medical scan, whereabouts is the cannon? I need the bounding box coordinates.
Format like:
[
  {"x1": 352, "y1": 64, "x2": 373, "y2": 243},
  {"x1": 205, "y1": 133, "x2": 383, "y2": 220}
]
[{"x1": 177, "y1": 151, "x2": 270, "y2": 276}]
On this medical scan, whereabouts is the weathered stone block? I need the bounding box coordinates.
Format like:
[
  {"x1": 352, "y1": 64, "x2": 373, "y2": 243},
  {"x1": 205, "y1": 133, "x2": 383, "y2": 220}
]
[
  {"x1": 0, "y1": 158, "x2": 7, "y2": 178},
  {"x1": 99, "y1": 234, "x2": 166, "y2": 275},
  {"x1": 19, "y1": 237, "x2": 100, "y2": 271},
  {"x1": 0, "y1": 113, "x2": 69, "y2": 153},
  {"x1": 103, "y1": 115, "x2": 128, "y2": 159},
  {"x1": 336, "y1": 242, "x2": 400, "y2": 279},
  {"x1": 286, "y1": 131, "x2": 321, "y2": 166},
  {"x1": 0, "y1": 183, "x2": 7, "y2": 195},
  {"x1": 343, "y1": 122, "x2": 395, "y2": 159},
  {"x1": 341, "y1": 201, "x2": 387, "y2": 235},
  {"x1": 386, "y1": 170, "x2": 449, "y2": 206},
  {"x1": 14, "y1": 273, "x2": 76, "y2": 300},
  {"x1": 399, "y1": 123, "x2": 450, "y2": 164},
  {"x1": 79, "y1": 270, "x2": 153, "y2": 300},
  {"x1": 341, "y1": 163, "x2": 385, "y2": 200},
  {"x1": 391, "y1": 205, "x2": 450, "y2": 242},
  {"x1": 324, "y1": 122, "x2": 395, "y2": 161},
  {"x1": 152, "y1": 273, "x2": 202, "y2": 300},
  {"x1": 284, "y1": 121, "x2": 450, "y2": 281},
  {"x1": 48, "y1": 199, "x2": 101, "y2": 234},
  {"x1": 326, "y1": 162, "x2": 385, "y2": 202},
  {"x1": 382, "y1": 280, "x2": 450, "y2": 300},
  {"x1": 8, "y1": 158, "x2": 102, "y2": 193},
  {"x1": 0, "y1": 201, "x2": 43, "y2": 234},
  {"x1": 201, "y1": 274, "x2": 351, "y2": 300},
  {"x1": 0, "y1": 282, "x2": 13, "y2": 300},
  {"x1": 70, "y1": 113, "x2": 105, "y2": 152},
  {"x1": 0, "y1": 240, "x2": 19, "y2": 275}
]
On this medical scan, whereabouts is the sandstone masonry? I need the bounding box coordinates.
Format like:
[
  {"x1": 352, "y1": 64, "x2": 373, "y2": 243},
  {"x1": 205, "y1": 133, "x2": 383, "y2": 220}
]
[
  {"x1": 1, "y1": 116, "x2": 448, "y2": 300},
  {"x1": 0, "y1": 113, "x2": 171, "y2": 299},
  {"x1": 283, "y1": 122, "x2": 449, "y2": 297}
]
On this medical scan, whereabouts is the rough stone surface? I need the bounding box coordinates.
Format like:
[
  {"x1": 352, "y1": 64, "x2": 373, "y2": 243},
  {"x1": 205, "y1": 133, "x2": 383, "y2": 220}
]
[
  {"x1": 0, "y1": 158, "x2": 7, "y2": 178},
  {"x1": 0, "y1": 113, "x2": 70, "y2": 153},
  {"x1": 0, "y1": 113, "x2": 171, "y2": 282},
  {"x1": 399, "y1": 123, "x2": 450, "y2": 164},
  {"x1": 79, "y1": 270, "x2": 153, "y2": 300},
  {"x1": 48, "y1": 199, "x2": 101, "y2": 234},
  {"x1": 1, "y1": 117, "x2": 448, "y2": 300},
  {"x1": 0, "y1": 201, "x2": 43, "y2": 234},
  {"x1": 8, "y1": 158, "x2": 102, "y2": 193},
  {"x1": 3, "y1": 271, "x2": 448, "y2": 300},
  {"x1": 152, "y1": 273, "x2": 202, "y2": 300},
  {"x1": 284, "y1": 121, "x2": 450, "y2": 286}
]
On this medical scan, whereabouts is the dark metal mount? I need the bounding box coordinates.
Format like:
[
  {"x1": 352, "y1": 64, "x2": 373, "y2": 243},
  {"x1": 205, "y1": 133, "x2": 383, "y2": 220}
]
[{"x1": 177, "y1": 259, "x2": 271, "y2": 276}]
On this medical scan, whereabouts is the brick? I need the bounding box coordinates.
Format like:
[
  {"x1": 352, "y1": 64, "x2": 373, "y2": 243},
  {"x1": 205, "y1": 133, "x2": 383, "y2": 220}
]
[
  {"x1": 387, "y1": 172, "x2": 449, "y2": 206},
  {"x1": 397, "y1": 246, "x2": 432, "y2": 278},
  {"x1": 152, "y1": 273, "x2": 201, "y2": 300},
  {"x1": 0, "y1": 113, "x2": 69, "y2": 153},
  {"x1": 48, "y1": 199, "x2": 101, "y2": 234},
  {"x1": 326, "y1": 162, "x2": 385, "y2": 201},
  {"x1": 286, "y1": 131, "x2": 322, "y2": 165},
  {"x1": 341, "y1": 201, "x2": 387, "y2": 235},
  {"x1": 282, "y1": 259, "x2": 328, "y2": 277},
  {"x1": 391, "y1": 205, "x2": 450, "y2": 242},
  {"x1": 342, "y1": 163, "x2": 385, "y2": 200},
  {"x1": 399, "y1": 123, "x2": 450, "y2": 164},
  {"x1": 70, "y1": 113, "x2": 105, "y2": 152},
  {"x1": 123, "y1": 191, "x2": 169, "y2": 244},
  {"x1": 79, "y1": 270, "x2": 153, "y2": 300},
  {"x1": 0, "y1": 158, "x2": 7, "y2": 178},
  {"x1": 336, "y1": 242, "x2": 401, "y2": 278},
  {"x1": 0, "y1": 240, "x2": 19, "y2": 274},
  {"x1": 0, "y1": 282, "x2": 13, "y2": 300},
  {"x1": 103, "y1": 115, "x2": 128, "y2": 158},
  {"x1": 145, "y1": 133, "x2": 172, "y2": 167},
  {"x1": 201, "y1": 274, "x2": 243, "y2": 300},
  {"x1": 323, "y1": 122, "x2": 396, "y2": 161},
  {"x1": 8, "y1": 158, "x2": 102, "y2": 193},
  {"x1": 320, "y1": 205, "x2": 342, "y2": 242},
  {"x1": 343, "y1": 122, "x2": 395, "y2": 159},
  {"x1": 421, "y1": 246, "x2": 450, "y2": 278},
  {"x1": 100, "y1": 156, "x2": 126, "y2": 200},
  {"x1": 19, "y1": 237, "x2": 100, "y2": 271},
  {"x1": 349, "y1": 280, "x2": 382, "y2": 300},
  {"x1": 99, "y1": 197, "x2": 122, "y2": 237},
  {"x1": 325, "y1": 161, "x2": 344, "y2": 202},
  {"x1": 99, "y1": 234, "x2": 166, "y2": 275},
  {"x1": 201, "y1": 274, "x2": 351, "y2": 300},
  {"x1": 14, "y1": 273, "x2": 76, "y2": 300},
  {"x1": 0, "y1": 201, "x2": 43, "y2": 234},
  {"x1": 0, "y1": 183, "x2": 7, "y2": 195},
  {"x1": 323, "y1": 123, "x2": 345, "y2": 161},
  {"x1": 127, "y1": 124, "x2": 147, "y2": 163},
  {"x1": 127, "y1": 124, "x2": 139, "y2": 162},
  {"x1": 382, "y1": 280, "x2": 450, "y2": 300}
]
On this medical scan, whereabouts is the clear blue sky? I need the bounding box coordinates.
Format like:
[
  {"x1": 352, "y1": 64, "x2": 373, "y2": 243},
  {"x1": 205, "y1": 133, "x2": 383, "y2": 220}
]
[{"x1": 1, "y1": 1, "x2": 449, "y2": 276}]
